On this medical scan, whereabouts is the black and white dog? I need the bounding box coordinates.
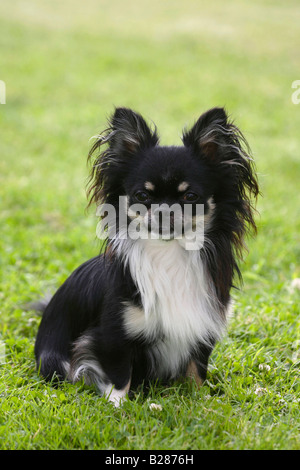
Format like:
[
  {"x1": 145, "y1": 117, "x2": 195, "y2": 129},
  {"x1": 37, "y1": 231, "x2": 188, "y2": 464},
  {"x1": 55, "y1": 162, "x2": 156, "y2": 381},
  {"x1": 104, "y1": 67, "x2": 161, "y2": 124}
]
[{"x1": 35, "y1": 107, "x2": 259, "y2": 405}]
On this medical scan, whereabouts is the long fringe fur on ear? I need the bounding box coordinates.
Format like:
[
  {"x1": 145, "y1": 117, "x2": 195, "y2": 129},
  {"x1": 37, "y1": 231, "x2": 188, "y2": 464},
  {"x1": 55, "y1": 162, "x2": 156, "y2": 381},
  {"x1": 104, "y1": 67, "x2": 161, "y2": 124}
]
[
  {"x1": 86, "y1": 125, "x2": 117, "y2": 208},
  {"x1": 183, "y1": 109, "x2": 260, "y2": 261},
  {"x1": 219, "y1": 119, "x2": 260, "y2": 243},
  {"x1": 194, "y1": 115, "x2": 260, "y2": 301},
  {"x1": 223, "y1": 120, "x2": 260, "y2": 261},
  {"x1": 86, "y1": 108, "x2": 159, "y2": 208}
]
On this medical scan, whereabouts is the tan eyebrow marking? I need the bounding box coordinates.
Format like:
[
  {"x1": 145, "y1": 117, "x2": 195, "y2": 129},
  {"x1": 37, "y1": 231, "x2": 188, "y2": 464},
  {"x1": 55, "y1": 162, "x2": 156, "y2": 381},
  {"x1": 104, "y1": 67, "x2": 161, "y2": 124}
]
[
  {"x1": 144, "y1": 181, "x2": 155, "y2": 191},
  {"x1": 177, "y1": 181, "x2": 189, "y2": 192}
]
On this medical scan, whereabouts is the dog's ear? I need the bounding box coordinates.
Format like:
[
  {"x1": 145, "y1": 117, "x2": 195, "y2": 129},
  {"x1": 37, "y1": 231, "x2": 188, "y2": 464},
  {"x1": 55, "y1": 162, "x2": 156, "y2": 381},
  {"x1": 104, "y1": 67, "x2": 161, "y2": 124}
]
[
  {"x1": 182, "y1": 106, "x2": 259, "y2": 195},
  {"x1": 182, "y1": 107, "x2": 229, "y2": 163},
  {"x1": 183, "y1": 107, "x2": 260, "y2": 252},
  {"x1": 109, "y1": 107, "x2": 159, "y2": 155},
  {"x1": 87, "y1": 108, "x2": 158, "y2": 206}
]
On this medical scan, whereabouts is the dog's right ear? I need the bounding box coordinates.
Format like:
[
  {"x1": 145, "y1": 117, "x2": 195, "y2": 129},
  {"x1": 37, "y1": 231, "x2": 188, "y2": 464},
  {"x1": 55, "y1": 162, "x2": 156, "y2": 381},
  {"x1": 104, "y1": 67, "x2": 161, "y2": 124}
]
[
  {"x1": 87, "y1": 108, "x2": 158, "y2": 206},
  {"x1": 108, "y1": 107, "x2": 159, "y2": 155}
]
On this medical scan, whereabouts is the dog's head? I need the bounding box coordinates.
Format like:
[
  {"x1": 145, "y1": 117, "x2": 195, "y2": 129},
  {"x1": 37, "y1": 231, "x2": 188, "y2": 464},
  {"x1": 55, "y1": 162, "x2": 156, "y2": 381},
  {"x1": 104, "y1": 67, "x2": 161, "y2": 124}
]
[{"x1": 88, "y1": 107, "x2": 259, "y2": 252}]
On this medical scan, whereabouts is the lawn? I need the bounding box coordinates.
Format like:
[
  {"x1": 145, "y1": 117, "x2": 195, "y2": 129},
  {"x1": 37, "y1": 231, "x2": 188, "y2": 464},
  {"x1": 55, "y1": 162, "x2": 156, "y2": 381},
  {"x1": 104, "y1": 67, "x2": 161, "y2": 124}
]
[{"x1": 0, "y1": 0, "x2": 299, "y2": 450}]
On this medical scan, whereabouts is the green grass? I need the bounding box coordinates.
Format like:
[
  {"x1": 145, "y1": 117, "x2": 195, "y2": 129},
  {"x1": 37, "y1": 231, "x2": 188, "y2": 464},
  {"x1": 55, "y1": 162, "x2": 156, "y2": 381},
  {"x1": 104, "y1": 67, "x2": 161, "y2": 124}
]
[{"x1": 0, "y1": 0, "x2": 300, "y2": 450}]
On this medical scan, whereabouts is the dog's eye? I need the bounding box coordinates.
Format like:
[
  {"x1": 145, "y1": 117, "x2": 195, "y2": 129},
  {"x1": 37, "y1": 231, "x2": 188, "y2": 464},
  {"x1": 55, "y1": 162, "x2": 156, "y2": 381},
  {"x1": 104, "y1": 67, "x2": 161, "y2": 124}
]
[
  {"x1": 183, "y1": 192, "x2": 198, "y2": 202},
  {"x1": 135, "y1": 191, "x2": 150, "y2": 203}
]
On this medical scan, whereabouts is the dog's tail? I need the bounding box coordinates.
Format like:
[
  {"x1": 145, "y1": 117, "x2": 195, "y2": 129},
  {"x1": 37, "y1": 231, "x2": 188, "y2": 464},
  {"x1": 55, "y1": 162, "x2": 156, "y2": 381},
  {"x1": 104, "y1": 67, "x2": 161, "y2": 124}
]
[{"x1": 25, "y1": 293, "x2": 53, "y2": 314}]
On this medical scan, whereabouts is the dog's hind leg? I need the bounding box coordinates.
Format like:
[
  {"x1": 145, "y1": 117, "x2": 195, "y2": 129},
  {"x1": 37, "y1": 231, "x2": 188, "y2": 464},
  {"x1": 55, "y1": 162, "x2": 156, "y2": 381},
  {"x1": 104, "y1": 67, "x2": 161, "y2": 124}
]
[
  {"x1": 69, "y1": 328, "x2": 132, "y2": 406},
  {"x1": 34, "y1": 305, "x2": 72, "y2": 383}
]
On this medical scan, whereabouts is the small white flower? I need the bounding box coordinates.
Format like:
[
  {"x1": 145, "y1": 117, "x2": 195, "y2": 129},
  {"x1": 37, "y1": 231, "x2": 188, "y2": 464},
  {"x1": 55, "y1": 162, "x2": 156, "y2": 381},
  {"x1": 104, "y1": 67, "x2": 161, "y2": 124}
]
[
  {"x1": 259, "y1": 364, "x2": 271, "y2": 371},
  {"x1": 149, "y1": 403, "x2": 163, "y2": 411},
  {"x1": 254, "y1": 387, "x2": 268, "y2": 396},
  {"x1": 291, "y1": 278, "x2": 300, "y2": 290},
  {"x1": 278, "y1": 398, "x2": 287, "y2": 406}
]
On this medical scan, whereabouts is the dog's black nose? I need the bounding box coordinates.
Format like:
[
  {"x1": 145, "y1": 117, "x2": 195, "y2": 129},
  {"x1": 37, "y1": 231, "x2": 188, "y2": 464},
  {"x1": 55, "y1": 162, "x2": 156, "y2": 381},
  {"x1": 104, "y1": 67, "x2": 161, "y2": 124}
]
[{"x1": 153, "y1": 206, "x2": 175, "y2": 231}]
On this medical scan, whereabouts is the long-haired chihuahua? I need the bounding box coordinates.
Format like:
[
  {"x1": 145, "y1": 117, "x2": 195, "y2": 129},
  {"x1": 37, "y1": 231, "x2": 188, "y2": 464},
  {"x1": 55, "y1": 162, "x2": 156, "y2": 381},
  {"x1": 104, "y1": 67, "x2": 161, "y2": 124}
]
[{"x1": 35, "y1": 107, "x2": 259, "y2": 406}]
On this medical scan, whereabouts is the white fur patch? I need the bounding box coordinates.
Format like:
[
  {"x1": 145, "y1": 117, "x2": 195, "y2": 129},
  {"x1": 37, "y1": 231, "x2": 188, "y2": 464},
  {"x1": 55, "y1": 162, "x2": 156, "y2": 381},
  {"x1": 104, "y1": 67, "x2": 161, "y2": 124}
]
[
  {"x1": 69, "y1": 335, "x2": 131, "y2": 406},
  {"x1": 103, "y1": 381, "x2": 131, "y2": 407},
  {"x1": 69, "y1": 335, "x2": 109, "y2": 393},
  {"x1": 121, "y1": 237, "x2": 228, "y2": 378}
]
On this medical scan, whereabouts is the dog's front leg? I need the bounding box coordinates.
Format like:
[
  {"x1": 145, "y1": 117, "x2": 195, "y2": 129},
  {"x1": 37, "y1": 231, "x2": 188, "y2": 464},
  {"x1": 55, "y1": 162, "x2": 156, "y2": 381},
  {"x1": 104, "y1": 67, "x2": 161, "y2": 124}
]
[
  {"x1": 103, "y1": 378, "x2": 132, "y2": 407},
  {"x1": 186, "y1": 341, "x2": 215, "y2": 387}
]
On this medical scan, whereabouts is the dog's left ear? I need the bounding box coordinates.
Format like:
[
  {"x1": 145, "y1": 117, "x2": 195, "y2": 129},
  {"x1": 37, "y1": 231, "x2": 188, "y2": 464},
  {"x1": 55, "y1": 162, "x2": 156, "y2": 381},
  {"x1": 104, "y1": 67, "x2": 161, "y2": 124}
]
[
  {"x1": 183, "y1": 107, "x2": 260, "y2": 245},
  {"x1": 182, "y1": 106, "x2": 259, "y2": 193},
  {"x1": 182, "y1": 107, "x2": 230, "y2": 163}
]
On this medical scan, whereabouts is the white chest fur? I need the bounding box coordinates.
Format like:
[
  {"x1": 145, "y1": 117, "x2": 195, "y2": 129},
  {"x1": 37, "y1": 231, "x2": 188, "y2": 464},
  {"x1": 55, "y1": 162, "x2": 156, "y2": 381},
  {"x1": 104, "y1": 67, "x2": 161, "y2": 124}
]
[{"x1": 121, "y1": 239, "x2": 226, "y2": 378}]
